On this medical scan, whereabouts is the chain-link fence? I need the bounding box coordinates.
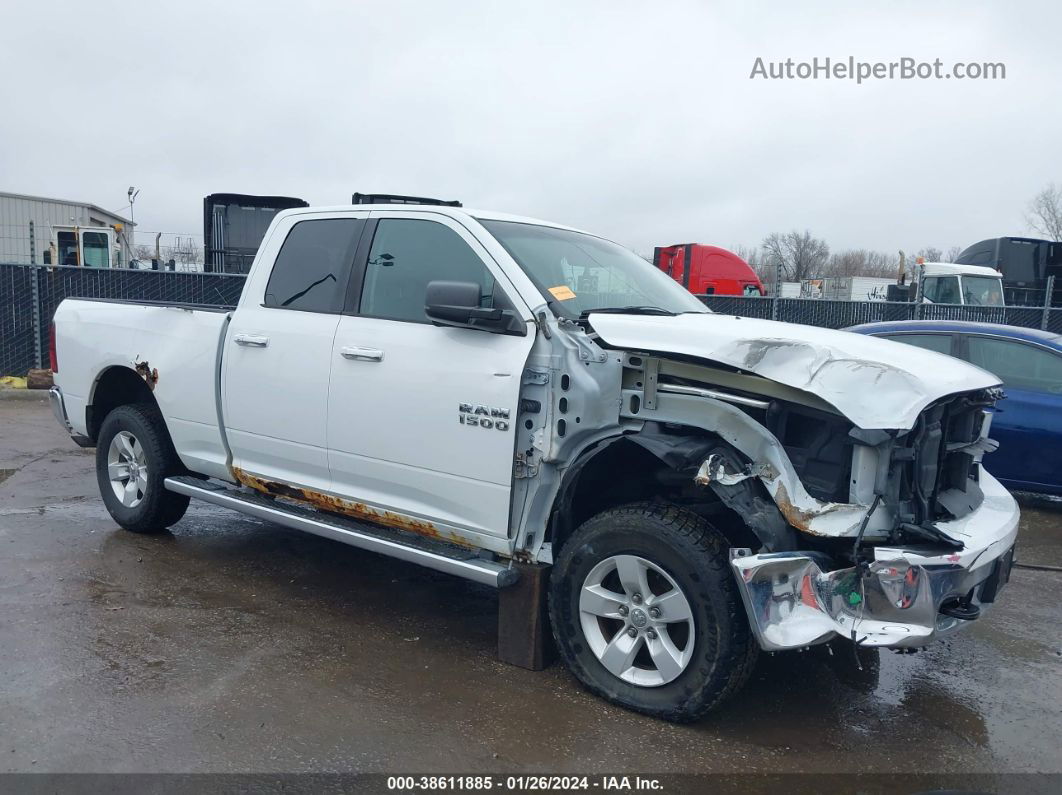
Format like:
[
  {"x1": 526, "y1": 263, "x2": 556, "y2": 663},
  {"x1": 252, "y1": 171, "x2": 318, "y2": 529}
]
[
  {"x1": 699, "y1": 294, "x2": 1062, "y2": 334},
  {"x1": 1, "y1": 263, "x2": 246, "y2": 376},
  {"x1": 4, "y1": 263, "x2": 1060, "y2": 377},
  {"x1": 0, "y1": 264, "x2": 39, "y2": 378}
]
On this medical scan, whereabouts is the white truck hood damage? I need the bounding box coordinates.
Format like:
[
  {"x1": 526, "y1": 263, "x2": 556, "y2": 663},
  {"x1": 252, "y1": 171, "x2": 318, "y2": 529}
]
[{"x1": 589, "y1": 312, "x2": 1001, "y2": 430}]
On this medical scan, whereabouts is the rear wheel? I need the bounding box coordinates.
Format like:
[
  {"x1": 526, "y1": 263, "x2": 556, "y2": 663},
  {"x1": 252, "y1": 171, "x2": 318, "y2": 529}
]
[
  {"x1": 549, "y1": 502, "x2": 757, "y2": 722},
  {"x1": 95, "y1": 404, "x2": 189, "y2": 533}
]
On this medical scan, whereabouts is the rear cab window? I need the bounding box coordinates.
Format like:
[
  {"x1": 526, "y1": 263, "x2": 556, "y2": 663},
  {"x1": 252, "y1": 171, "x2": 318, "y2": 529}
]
[{"x1": 82, "y1": 231, "x2": 110, "y2": 268}]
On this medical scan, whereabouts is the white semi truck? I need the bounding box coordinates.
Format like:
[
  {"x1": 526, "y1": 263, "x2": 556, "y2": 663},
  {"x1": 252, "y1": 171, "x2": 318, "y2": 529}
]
[{"x1": 917, "y1": 262, "x2": 1006, "y2": 306}]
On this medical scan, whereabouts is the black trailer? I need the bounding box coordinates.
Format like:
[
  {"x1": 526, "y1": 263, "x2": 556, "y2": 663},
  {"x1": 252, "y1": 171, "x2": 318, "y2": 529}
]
[
  {"x1": 203, "y1": 193, "x2": 308, "y2": 273},
  {"x1": 956, "y1": 236, "x2": 1062, "y2": 306}
]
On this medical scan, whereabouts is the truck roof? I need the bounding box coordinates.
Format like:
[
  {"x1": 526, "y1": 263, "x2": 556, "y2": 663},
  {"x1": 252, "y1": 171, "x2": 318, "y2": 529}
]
[
  {"x1": 274, "y1": 204, "x2": 588, "y2": 234},
  {"x1": 920, "y1": 262, "x2": 1001, "y2": 278}
]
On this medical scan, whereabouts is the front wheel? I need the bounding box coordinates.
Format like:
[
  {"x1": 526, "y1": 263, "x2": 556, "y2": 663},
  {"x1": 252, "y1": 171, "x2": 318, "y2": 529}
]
[
  {"x1": 549, "y1": 502, "x2": 757, "y2": 722},
  {"x1": 95, "y1": 404, "x2": 189, "y2": 533}
]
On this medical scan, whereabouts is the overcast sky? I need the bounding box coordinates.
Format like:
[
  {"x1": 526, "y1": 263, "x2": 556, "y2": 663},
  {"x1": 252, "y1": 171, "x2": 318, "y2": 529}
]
[{"x1": 1, "y1": 1, "x2": 1058, "y2": 258}]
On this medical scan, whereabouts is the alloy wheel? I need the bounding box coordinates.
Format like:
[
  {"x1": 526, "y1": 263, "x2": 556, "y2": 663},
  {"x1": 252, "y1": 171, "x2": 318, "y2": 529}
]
[
  {"x1": 107, "y1": 430, "x2": 148, "y2": 508},
  {"x1": 579, "y1": 554, "x2": 696, "y2": 687}
]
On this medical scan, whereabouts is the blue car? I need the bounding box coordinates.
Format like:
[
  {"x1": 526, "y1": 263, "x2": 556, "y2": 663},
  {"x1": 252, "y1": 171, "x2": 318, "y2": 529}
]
[{"x1": 847, "y1": 320, "x2": 1062, "y2": 496}]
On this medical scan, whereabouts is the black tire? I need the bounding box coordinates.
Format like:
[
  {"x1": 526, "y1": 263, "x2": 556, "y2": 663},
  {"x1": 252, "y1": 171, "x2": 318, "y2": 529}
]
[
  {"x1": 95, "y1": 403, "x2": 189, "y2": 533},
  {"x1": 549, "y1": 502, "x2": 757, "y2": 722}
]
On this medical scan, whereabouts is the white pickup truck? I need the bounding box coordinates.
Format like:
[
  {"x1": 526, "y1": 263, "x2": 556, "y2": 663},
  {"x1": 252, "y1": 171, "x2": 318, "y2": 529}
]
[{"x1": 49, "y1": 201, "x2": 1018, "y2": 721}]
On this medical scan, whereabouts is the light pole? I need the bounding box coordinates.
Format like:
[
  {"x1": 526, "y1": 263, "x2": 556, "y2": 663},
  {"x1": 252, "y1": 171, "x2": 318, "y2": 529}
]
[{"x1": 127, "y1": 186, "x2": 140, "y2": 227}]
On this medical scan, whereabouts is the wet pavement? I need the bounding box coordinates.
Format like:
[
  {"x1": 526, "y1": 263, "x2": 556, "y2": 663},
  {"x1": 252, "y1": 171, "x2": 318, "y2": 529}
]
[{"x1": 1, "y1": 394, "x2": 1060, "y2": 776}]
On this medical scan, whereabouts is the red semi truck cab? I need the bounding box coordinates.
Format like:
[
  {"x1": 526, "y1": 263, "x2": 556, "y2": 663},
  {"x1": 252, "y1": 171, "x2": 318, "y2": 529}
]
[{"x1": 653, "y1": 244, "x2": 765, "y2": 296}]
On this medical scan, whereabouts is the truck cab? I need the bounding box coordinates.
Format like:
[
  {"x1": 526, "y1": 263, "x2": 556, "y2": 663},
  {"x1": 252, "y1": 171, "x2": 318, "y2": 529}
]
[
  {"x1": 48, "y1": 225, "x2": 122, "y2": 268},
  {"x1": 917, "y1": 262, "x2": 1005, "y2": 306},
  {"x1": 653, "y1": 244, "x2": 764, "y2": 296}
]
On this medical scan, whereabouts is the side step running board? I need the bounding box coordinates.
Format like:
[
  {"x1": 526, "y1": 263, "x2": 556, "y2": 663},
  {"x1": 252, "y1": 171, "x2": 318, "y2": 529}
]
[{"x1": 164, "y1": 476, "x2": 519, "y2": 588}]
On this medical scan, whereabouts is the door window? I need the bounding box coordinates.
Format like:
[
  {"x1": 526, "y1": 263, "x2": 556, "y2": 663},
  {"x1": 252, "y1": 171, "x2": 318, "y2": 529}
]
[
  {"x1": 82, "y1": 231, "x2": 110, "y2": 268},
  {"x1": 922, "y1": 276, "x2": 960, "y2": 303},
  {"x1": 961, "y1": 276, "x2": 1004, "y2": 306},
  {"x1": 263, "y1": 219, "x2": 363, "y2": 313},
  {"x1": 966, "y1": 337, "x2": 1062, "y2": 393},
  {"x1": 882, "y1": 333, "x2": 953, "y2": 355},
  {"x1": 359, "y1": 219, "x2": 498, "y2": 323},
  {"x1": 57, "y1": 231, "x2": 79, "y2": 266}
]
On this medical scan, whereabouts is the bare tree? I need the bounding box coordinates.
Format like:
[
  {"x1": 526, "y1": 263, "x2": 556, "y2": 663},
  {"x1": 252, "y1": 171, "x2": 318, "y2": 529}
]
[
  {"x1": 823, "y1": 249, "x2": 866, "y2": 277},
  {"x1": 1025, "y1": 184, "x2": 1062, "y2": 241},
  {"x1": 730, "y1": 244, "x2": 762, "y2": 268},
  {"x1": 761, "y1": 230, "x2": 830, "y2": 281},
  {"x1": 867, "y1": 250, "x2": 899, "y2": 276},
  {"x1": 916, "y1": 247, "x2": 943, "y2": 263},
  {"x1": 822, "y1": 249, "x2": 899, "y2": 278},
  {"x1": 944, "y1": 245, "x2": 963, "y2": 262},
  {"x1": 728, "y1": 244, "x2": 773, "y2": 286}
]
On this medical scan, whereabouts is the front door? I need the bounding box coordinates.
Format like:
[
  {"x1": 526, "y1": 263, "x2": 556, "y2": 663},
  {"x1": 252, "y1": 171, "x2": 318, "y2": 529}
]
[
  {"x1": 223, "y1": 215, "x2": 365, "y2": 493},
  {"x1": 327, "y1": 213, "x2": 535, "y2": 538}
]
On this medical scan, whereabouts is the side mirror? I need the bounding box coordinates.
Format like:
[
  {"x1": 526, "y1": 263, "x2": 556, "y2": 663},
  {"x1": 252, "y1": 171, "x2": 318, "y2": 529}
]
[{"x1": 425, "y1": 281, "x2": 526, "y2": 336}]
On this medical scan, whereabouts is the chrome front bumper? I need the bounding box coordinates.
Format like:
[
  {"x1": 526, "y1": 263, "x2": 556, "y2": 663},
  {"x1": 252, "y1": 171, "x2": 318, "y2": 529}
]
[{"x1": 730, "y1": 471, "x2": 1020, "y2": 651}]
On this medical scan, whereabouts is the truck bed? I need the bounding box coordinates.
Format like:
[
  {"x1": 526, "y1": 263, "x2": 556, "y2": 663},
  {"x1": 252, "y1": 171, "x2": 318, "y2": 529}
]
[{"x1": 52, "y1": 298, "x2": 233, "y2": 480}]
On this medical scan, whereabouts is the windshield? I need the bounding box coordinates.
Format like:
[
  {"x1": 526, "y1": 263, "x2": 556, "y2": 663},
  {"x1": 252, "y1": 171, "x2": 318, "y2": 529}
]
[
  {"x1": 479, "y1": 220, "x2": 708, "y2": 319},
  {"x1": 962, "y1": 275, "x2": 1005, "y2": 306}
]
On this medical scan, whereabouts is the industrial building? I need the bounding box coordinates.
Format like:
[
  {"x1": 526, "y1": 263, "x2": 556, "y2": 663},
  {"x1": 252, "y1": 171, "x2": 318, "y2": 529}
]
[{"x1": 0, "y1": 191, "x2": 135, "y2": 267}]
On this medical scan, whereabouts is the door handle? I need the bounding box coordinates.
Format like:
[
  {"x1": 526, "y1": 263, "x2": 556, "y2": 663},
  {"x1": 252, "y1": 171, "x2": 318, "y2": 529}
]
[
  {"x1": 233, "y1": 333, "x2": 269, "y2": 348},
  {"x1": 340, "y1": 346, "x2": 384, "y2": 362}
]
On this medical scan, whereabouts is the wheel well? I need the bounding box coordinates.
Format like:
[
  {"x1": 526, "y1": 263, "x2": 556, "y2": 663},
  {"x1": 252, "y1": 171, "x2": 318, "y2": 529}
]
[
  {"x1": 87, "y1": 366, "x2": 159, "y2": 441},
  {"x1": 563, "y1": 440, "x2": 667, "y2": 533},
  {"x1": 549, "y1": 436, "x2": 763, "y2": 555}
]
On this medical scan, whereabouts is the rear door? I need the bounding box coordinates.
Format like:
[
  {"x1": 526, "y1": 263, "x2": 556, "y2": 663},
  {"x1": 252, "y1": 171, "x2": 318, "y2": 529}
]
[
  {"x1": 223, "y1": 213, "x2": 366, "y2": 493},
  {"x1": 326, "y1": 212, "x2": 535, "y2": 538}
]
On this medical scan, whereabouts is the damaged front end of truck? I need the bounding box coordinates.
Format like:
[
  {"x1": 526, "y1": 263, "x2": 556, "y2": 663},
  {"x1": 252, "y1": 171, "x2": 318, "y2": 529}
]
[
  {"x1": 546, "y1": 312, "x2": 1020, "y2": 654},
  {"x1": 719, "y1": 385, "x2": 1017, "y2": 651}
]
